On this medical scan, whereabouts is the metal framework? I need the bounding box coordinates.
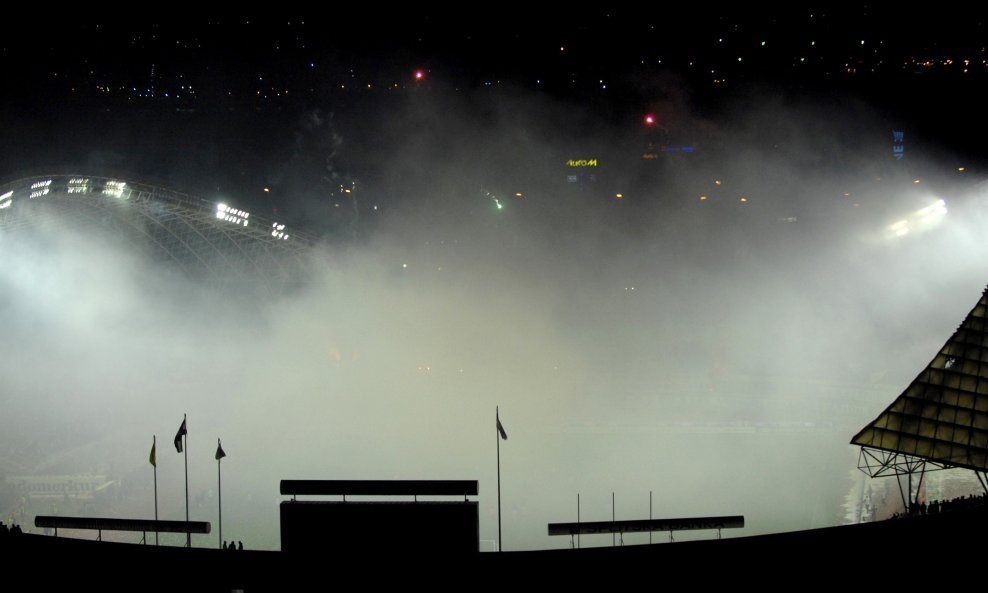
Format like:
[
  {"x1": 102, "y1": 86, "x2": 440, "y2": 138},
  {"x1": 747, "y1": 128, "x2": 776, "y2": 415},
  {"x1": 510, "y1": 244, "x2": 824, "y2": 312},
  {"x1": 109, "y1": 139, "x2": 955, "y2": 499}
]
[
  {"x1": 0, "y1": 175, "x2": 318, "y2": 295},
  {"x1": 852, "y1": 285, "x2": 988, "y2": 508}
]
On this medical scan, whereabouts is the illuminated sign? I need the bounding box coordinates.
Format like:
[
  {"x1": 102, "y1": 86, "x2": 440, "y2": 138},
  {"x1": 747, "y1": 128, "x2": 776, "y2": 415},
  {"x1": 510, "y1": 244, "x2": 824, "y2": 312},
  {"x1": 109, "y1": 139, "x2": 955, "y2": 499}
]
[
  {"x1": 5, "y1": 474, "x2": 112, "y2": 499},
  {"x1": 893, "y1": 130, "x2": 904, "y2": 160},
  {"x1": 644, "y1": 147, "x2": 696, "y2": 159},
  {"x1": 566, "y1": 159, "x2": 598, "y2": 167}
]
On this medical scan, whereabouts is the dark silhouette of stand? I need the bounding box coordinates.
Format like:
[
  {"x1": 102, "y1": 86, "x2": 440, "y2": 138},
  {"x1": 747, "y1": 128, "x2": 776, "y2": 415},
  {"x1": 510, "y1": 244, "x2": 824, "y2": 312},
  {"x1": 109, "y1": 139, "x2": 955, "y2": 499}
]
[{"x1": 280, "y1": 480, "x2": 478, "y2": 555}]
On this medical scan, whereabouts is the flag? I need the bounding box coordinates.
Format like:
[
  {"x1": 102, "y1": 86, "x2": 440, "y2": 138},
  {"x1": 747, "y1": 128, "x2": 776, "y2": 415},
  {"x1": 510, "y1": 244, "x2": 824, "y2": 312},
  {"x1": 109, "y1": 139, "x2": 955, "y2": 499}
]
[
  {"x1": 497, "y1": 414, "x2": 507, "y2": 441},
  {"x1": 215, "y1": 438, "x2": 226, "y2": 461},
  {"x1": 149, "y1": 439, "x2": 156, "y2": 467},
  {"x1": 174, "y1": 417, "x2": 187, "y2": 453}
]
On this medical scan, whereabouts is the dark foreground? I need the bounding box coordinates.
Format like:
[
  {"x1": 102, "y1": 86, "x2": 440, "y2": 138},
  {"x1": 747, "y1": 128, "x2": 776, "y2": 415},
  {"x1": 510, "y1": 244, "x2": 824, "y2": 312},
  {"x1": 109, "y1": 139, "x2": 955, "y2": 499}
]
[{"x1": 3, "y1": 508, "x2": 984, "y2": 590}]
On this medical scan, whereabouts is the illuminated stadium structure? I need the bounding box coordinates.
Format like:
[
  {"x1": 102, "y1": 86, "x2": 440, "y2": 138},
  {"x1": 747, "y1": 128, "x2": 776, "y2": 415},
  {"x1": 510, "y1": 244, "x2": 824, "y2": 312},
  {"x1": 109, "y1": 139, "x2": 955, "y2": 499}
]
[
  {"x1": 0, "y1": 175, "x2": 317, "y2": 294},
  {"x1": 853, "y1": 284, "x2": 988, "y2": 507}
]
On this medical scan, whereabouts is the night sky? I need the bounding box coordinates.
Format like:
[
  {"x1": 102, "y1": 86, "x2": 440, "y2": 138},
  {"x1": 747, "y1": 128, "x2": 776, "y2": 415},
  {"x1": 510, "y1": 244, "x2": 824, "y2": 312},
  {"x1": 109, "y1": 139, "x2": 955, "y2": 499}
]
[{"x1": 3, "y1": 10, "x2": 988, "y2": 202}]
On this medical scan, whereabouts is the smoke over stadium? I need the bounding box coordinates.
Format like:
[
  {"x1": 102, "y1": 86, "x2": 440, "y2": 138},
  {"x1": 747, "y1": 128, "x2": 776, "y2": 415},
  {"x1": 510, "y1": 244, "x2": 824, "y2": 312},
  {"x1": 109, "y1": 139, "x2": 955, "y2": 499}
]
[{"x1": 3, "y1": 14, "x2": 988, "y2": 553}]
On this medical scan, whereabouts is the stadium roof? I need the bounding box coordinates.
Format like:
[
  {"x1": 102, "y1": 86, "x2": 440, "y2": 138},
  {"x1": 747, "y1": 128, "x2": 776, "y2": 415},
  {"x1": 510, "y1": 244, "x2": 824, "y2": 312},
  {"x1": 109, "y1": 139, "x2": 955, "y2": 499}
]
[
  {"x1": 852, "y1": 285, "x2": 988, "y2": 474},
  {"x1": 0, "y1": 175, "x2": 318, "y2": 294}
]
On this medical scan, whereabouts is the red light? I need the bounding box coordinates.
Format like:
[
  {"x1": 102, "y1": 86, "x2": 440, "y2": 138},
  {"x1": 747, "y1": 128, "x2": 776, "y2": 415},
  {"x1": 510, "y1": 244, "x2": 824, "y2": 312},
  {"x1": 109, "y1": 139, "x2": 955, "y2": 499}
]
[
  {"x1": 414, "y1": 70, "x2": 424, "y2": 80},
  {"x1": 644, "y1": 114, "x2": 655, "y2": 125}
]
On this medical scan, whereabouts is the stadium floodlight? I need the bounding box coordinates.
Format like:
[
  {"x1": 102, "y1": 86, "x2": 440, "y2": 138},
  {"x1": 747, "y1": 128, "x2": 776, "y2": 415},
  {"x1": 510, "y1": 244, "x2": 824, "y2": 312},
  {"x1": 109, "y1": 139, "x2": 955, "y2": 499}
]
[
  {"x1": 270, "y1": 221, "x2": 290, "y2": 240},
  {"x1": 29, "y1": 179, "x2": 52, "y2": 199},
  {"x1": 0, "y1": 190, "x2": 12, "y2": 209},
  {"x1": 884, "y1": 198, "x2": 947, "y2": 241},
  {"x1": 216, "y1": 203, "x2": 251, "y2": 226},
  {"x1": 68, "y1": 178, "x2": 90, "y2": 194},
  {"x1": 104, "y1": 180, "x2": 127, "y2": 198}
]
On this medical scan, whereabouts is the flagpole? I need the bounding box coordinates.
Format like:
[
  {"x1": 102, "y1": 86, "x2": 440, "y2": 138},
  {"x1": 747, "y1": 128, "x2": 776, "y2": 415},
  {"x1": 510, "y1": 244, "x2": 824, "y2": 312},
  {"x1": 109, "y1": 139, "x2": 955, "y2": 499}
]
[
  {"x1": 496, "y1": 406, "x2": 502, "y2": 553},
  {"x1": 218, "y1": 439, "x2": 223, "y2": 550},
  {"x1": 184, "y1": 414, "x2": 190, "y2": 548},
  {"x1": 153, "y1": 435, "x2": 159, "y2": 546}
]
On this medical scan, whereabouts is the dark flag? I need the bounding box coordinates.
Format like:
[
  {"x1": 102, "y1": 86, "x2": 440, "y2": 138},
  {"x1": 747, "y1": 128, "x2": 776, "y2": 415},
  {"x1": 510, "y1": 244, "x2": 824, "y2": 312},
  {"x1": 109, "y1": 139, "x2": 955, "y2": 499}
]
[
  {"x1": 497, "y1": 415, "x2": 508, "y2": 440},
  {"x1": 149, "y1": 440, "x2": 156, "y2": 467},
  {"x1": 174, "y1": 418, "x2": 187, "y2": 452},
  {"x1": 215, "y1": 439, "x2": 226, "y2": 460}
]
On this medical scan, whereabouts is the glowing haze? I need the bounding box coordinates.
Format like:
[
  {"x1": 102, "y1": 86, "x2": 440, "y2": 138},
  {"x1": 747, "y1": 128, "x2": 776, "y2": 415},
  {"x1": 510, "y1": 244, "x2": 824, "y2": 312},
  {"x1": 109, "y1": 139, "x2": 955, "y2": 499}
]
[{"x1": 2, "y1": 84, "x2": 987, "y2": 551}]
